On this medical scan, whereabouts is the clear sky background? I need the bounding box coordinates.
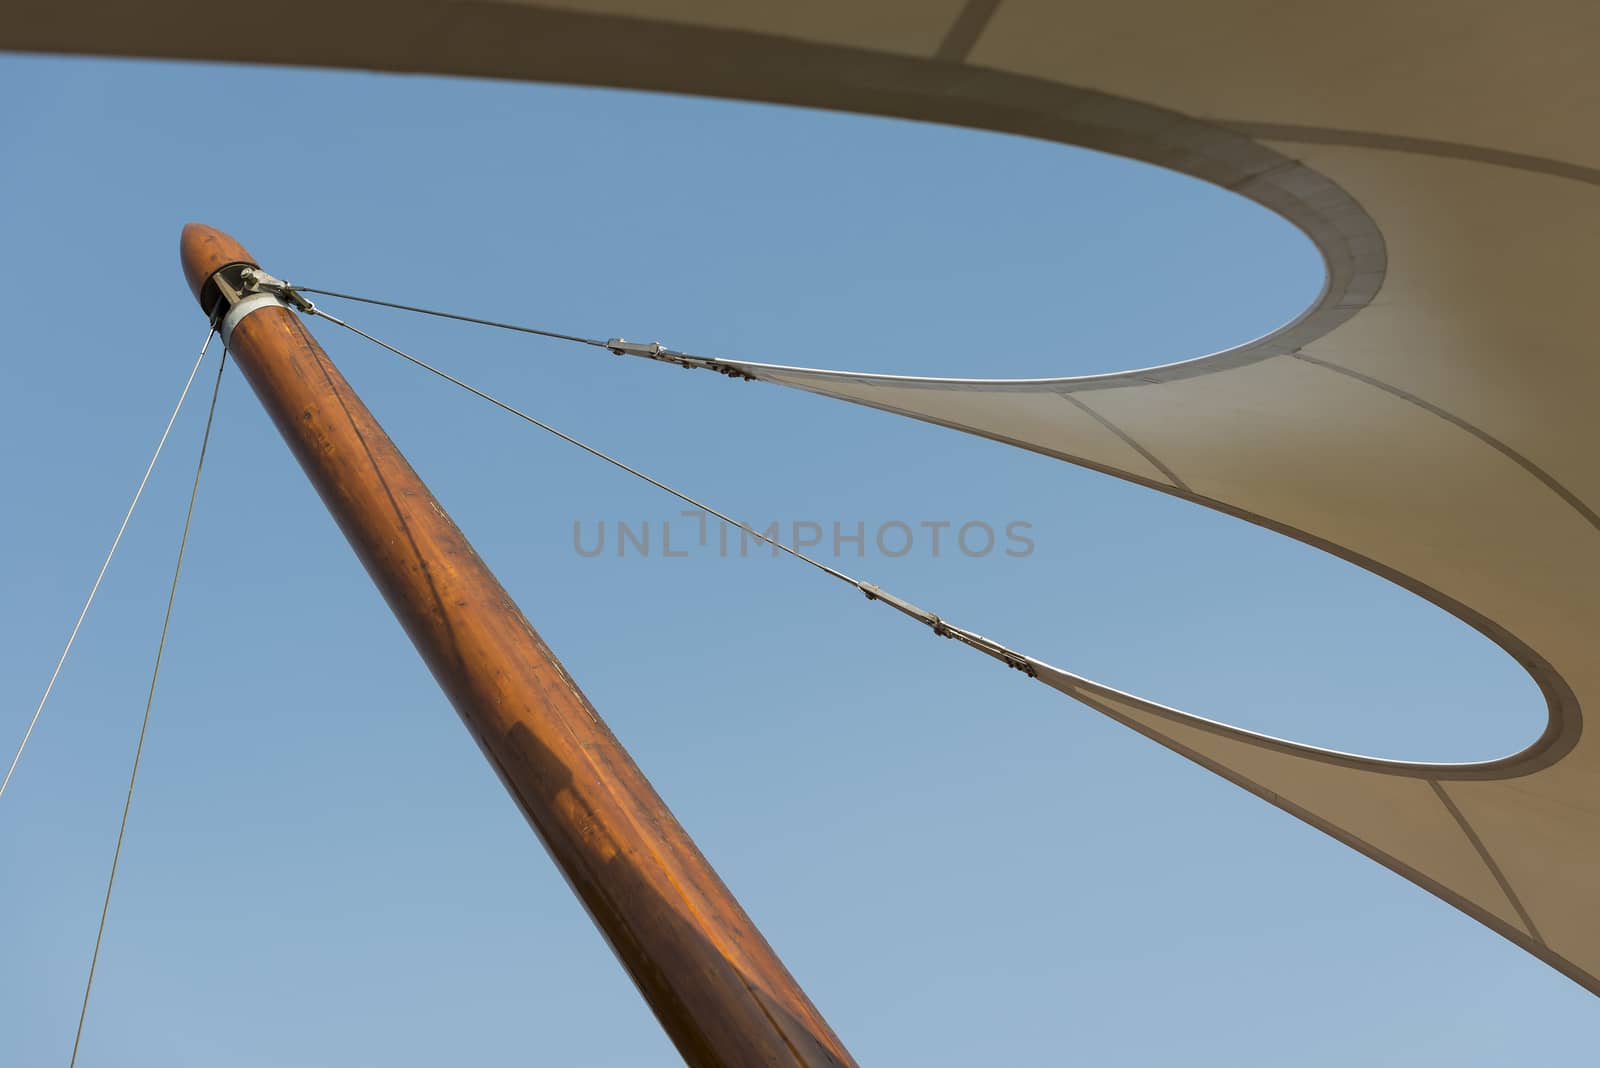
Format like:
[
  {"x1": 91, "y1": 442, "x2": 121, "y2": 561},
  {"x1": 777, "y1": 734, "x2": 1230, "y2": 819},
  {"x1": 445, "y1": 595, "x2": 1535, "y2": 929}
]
[{"x1": 1, "y1": 54, "x2": 1594, "y2": 1066}]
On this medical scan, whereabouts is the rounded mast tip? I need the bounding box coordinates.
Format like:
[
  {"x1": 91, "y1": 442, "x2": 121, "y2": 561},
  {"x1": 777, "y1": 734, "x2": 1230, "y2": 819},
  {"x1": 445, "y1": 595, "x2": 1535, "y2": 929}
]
[{"x1": 179, "y1": 223, "x2": 259, "y2": 316}]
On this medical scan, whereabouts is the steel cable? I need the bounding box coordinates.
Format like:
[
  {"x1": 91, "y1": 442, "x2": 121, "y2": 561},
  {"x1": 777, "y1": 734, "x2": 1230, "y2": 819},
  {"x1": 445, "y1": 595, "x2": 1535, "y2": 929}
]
[
  {"x1": 68, "y1": 350, "x2": 229, "y2": 1066},
  {"x1": 1, "y1": 321, "x2": 218, "y2": 805}
]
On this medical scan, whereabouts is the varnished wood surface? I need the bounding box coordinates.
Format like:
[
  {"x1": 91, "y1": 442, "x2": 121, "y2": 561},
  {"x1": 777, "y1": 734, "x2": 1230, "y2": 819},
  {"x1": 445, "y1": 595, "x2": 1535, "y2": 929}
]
[{"x1": 179, "y1": 224, "x2": 857, "y2": 1068}]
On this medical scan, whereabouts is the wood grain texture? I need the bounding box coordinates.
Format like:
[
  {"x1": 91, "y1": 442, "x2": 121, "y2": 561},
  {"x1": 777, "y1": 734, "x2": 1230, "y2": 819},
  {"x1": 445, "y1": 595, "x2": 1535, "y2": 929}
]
[{"x1": 179, "y1": 224, "x2": 856, "y2": 1068}]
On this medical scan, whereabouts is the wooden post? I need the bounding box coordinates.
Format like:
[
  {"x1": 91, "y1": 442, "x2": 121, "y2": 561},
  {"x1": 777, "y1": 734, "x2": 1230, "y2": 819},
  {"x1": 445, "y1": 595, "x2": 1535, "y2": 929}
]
[{"x1": 179, "y1": 224, "x2": 856, "y2": 1068}]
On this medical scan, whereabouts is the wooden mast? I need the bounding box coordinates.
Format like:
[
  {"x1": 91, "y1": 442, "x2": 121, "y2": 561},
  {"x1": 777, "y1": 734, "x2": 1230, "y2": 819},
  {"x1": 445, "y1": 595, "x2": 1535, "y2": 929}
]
[{"x1": 179, "y1": 224, "x2": 856, "y2": 1068}]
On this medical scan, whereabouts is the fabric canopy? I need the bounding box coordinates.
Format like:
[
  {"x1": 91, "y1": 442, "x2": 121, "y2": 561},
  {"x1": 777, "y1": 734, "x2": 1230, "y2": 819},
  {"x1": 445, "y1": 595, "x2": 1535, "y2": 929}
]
[{"x1": 11, "y1": 0, "x2": 1599, "y2": 994}]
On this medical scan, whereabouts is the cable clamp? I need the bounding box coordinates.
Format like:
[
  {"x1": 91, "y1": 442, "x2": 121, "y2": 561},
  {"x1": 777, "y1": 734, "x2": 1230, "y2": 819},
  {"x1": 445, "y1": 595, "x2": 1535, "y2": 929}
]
[
  {"x1": 858, "y1": 582, "x2": 1037, "y2": 677},
  {"x1": 606, "y1": 338, "x2": 663, "y2": 359},
  {"x1": 239, "y1": 268, "x2": 316, "y2": 313},
  {"x1": 606, "y1": 339, "x2": 756, "y2": 381}
]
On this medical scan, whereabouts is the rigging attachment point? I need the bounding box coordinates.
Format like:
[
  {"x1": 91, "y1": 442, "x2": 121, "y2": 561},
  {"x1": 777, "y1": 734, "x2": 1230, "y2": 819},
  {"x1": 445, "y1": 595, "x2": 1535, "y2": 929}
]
[
  {"x1": 606, "y1": 337, "x2": 756, "y2": 381},
  {"x1": 606, "y1": 338, "x2": 663, "y2": 358},
  {"x1": 238, "y1": 268, "x2": 316, "y2": 313}
]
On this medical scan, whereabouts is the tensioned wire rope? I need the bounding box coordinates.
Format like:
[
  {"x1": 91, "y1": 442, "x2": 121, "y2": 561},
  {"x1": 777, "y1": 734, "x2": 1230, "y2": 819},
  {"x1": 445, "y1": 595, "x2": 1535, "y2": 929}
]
[
  {"x1": 1, "y1": 320, "x2": 219, "y2": 805},
  {"x1": 68, "y1": 344, "x2": 229, "y2": 1066},
  {"x1": 291, "y1": 290, "x2": 1036, "y2": 678}
]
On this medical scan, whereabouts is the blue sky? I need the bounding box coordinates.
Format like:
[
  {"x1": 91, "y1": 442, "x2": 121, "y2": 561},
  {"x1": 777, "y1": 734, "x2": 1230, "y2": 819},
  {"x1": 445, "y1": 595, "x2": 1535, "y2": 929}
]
[{"x1": 1, "y1": 54, "x2": 1594, "y2": 1065}]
